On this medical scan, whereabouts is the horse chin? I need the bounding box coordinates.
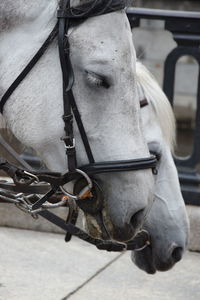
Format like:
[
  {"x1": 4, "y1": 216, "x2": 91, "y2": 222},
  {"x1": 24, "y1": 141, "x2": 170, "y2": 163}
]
[{"x1": 131, "y1": 246, "x2": 157, "y2": 274}]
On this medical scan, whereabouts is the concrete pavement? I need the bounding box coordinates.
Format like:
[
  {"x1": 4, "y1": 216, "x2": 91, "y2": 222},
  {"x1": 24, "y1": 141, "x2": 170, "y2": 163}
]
[{"x1": 0, "y1": 227, "x2": 200, "y2": 300}]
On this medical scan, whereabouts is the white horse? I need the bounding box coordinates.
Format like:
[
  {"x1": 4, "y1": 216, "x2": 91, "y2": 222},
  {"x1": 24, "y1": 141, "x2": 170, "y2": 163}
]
[
  {"x1": 0, "y1": 0, "x2": 189, "y2": 269},
  {"x1": 0, "y1": 0, "x2": 155, "y2": 242},
  {"x1": 132, "y1": 62, "x2": 189, "y2": 273}
]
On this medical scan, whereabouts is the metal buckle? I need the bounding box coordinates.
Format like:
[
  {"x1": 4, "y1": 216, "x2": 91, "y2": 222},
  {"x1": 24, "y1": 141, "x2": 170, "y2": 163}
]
[
  {"x1": 23, "y1": 171, "x2": 39, "y2": 183},
  {"x1": 60, "y1": 169, "x2": 93, "y2": 200},
  {"x1": 61, "y1": 136, "x2": 76, "y2": 149},
  {"x1": 65, "y1": 138, "x2": 75, "y2": 149}
]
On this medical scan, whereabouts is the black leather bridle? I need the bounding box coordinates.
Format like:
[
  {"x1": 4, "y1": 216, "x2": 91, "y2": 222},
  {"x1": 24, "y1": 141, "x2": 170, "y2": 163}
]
[{"x1": 0, "y1": 0, "x2": 157, "y2": 251}]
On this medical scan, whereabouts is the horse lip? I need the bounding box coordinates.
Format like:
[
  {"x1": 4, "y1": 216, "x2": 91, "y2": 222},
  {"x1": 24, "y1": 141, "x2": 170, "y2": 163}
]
[
  {"x1": 154, "y1": 256, "x2": 177, "y2": 272},
  {"x1": 132, "y1": 245, "x2": 157, "y2": 274},
  {"x1": 154, "y1": 261, "x2": 174, "y2": 272},
  {"x1": 132, "y1": 245, "x2": 180, "y2": 274}
]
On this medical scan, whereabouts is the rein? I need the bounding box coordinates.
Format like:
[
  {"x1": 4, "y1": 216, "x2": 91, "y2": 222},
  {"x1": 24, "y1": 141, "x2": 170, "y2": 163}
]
[
  {"x1": 0, "y1": 158, "x2": 151, "y2": 252},
  {"x1": 0, "y1": 0, "x2": 157, "y2": 252}
]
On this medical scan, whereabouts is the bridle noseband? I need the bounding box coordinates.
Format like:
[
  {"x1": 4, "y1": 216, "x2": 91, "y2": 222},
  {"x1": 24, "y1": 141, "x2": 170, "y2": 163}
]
[{"x1": 0, "y1": 0, "x2": 157, "y2": 252}]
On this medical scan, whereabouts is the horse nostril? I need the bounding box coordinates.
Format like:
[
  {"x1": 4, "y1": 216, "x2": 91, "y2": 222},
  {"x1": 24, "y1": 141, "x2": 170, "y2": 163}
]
[
  {"x1": 171, "y1": 247, "x2": 183, "y2": 262},
  {"x1": 130, "y1": 209, "x2": 145, "y2": 228}
]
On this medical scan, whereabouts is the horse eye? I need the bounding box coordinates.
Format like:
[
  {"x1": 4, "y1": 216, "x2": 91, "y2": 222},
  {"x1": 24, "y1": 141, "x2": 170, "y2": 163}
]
[{"x1": 85, "y1": 70, "x2": 110, "y2": 89}]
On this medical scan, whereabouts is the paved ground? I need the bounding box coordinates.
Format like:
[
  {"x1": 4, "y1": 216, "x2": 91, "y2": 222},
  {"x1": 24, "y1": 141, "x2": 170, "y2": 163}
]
[{"x1": 0, "y1": 227, "x2": 200, "y2": 300}]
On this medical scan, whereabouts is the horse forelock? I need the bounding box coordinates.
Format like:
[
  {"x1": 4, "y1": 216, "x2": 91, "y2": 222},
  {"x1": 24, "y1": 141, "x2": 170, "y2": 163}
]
[{"x1": 136, "y1": 61, "x2": 176, "y2": 151}]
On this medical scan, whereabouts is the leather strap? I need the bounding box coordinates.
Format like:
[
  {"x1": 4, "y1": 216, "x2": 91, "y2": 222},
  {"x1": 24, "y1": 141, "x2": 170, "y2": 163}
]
[
  {"x1": 57, "y1": 0, "x2": 126, "y2": 19},
  {"x1": 0, "y1": 157, "x2": 157, "y2": 188},
  {"x1": 140, "y1": 98, "x2": 148, "y2": 108},
  {"x1": 58, "y1": 0, "x2": 77, "y2": 171},
  {"x1": 81, "y1": 156, "x2": 157, "y2": 175},
  {"x1": 58, "y1": 0, "x2": 95, "y2": 170},
  {"x1": 0, "y1": 24, "x2": 58, "y2": 114},
  {"x1": 70, "y1": 92, "x2": 95, "y2": 163},
  {"x1": 38, "y1": 209, "x2": 150, "y2": 252}
]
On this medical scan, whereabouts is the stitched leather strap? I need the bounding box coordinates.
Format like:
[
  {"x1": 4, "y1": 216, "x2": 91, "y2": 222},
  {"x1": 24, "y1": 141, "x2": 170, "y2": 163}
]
[{"x1": 81, "y1": 156, "x2": 157, "y2": 175}]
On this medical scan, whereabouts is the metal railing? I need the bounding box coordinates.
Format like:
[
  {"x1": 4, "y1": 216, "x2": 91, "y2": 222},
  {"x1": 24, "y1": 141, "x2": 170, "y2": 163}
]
[{"x1": 127, "y1": 7, "x2": 200, "y2": 205}]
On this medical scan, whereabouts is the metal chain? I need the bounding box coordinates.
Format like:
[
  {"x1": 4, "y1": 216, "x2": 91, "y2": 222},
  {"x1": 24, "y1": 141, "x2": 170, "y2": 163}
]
[{"x1": 0, "y1": 182, "x2": 68, "y2": 217}]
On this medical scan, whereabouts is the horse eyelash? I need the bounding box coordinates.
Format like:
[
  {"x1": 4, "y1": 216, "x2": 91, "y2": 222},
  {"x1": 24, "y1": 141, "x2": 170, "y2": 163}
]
[
  {"x1": 85, "y1": 71, "x2": 110, "y2": 89},
  {"x1": 87, "y1": 73, "x2": 103, "y2": 86}
]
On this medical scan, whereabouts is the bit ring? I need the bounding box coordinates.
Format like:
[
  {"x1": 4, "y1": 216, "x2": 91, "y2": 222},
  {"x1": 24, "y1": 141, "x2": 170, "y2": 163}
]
[{"x1": 60, "y1": 169, "x2": 93, "y2": 200}]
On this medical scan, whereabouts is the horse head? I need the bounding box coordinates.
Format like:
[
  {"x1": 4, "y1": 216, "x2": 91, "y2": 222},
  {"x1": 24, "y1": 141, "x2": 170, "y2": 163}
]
[{"x1": 0, "y1": 1, "x2": 155, "y2": 242}]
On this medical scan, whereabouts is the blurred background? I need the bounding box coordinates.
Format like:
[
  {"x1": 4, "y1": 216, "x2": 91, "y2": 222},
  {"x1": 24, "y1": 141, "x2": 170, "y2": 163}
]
[
  {"x1": 133, "y1": 0, "x2": 200, "y2": 11},
  {"x1": 131, "y1": 0, "x2": 200, "y2": 158}
]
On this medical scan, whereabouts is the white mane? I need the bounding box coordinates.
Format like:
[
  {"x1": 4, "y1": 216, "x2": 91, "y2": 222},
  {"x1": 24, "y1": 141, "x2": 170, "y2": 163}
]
[{"x1": 136, "y1": 61, "x2": 176, "y2": 150}]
